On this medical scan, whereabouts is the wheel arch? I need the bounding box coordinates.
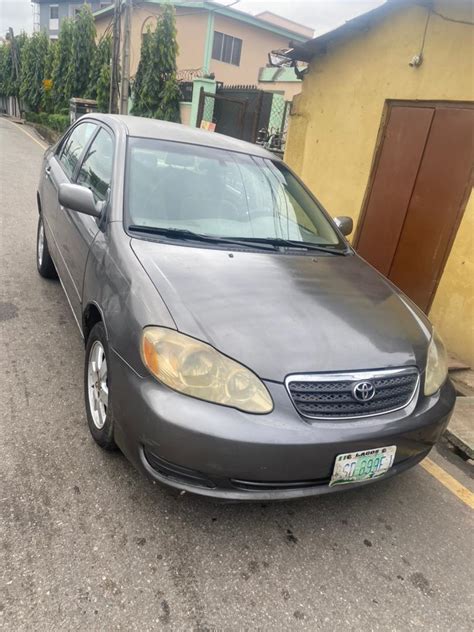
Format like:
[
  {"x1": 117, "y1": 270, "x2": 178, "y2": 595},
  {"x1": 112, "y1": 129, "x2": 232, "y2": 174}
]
[{"x1": 83, "y1": 302, "x2": 108, "y2": 344}]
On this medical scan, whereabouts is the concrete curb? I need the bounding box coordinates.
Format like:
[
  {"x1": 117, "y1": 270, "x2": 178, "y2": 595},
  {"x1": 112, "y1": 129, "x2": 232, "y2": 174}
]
[
  {"x1": 444, "y1": 396, "x2": 474, "y2": 460},
  {"x1": 24, "y1": 121, "x2": 60, "y2": 146}
]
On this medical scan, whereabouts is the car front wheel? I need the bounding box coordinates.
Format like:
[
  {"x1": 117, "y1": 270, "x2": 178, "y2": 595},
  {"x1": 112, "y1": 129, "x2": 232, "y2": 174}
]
[
  {"x1": 84, "y1": 322, "x2": 117, "y2": 450},
  {"x1": 36, "y1": 215, "x2": 57, "y2": 279}
]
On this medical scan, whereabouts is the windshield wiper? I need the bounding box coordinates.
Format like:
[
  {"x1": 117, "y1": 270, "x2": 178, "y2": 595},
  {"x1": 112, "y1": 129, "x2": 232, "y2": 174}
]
[
  {"x1": 128, "y1": 225, "x2": 278, "y2": 250},
  {"x1": 227, "y1": 236, "x2": 349, "y2": 255},
  {"x1": 128, "y1": 226, "x2": 349, "y2": 255}
]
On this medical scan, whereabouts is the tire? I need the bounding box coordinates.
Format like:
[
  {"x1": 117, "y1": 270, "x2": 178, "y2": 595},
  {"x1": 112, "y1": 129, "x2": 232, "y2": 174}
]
[
  {"x1": 84, "y1": 322, "x2": 117, "y2": 451},
  {"x1": 36, "y1": 215, "x2": 58, "y2": 279}
]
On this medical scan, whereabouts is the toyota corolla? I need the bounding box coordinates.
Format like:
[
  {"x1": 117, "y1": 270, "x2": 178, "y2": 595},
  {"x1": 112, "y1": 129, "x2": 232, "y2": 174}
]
[{"x1": 36, "y1": 114, "x2": 455, "y2": 500}]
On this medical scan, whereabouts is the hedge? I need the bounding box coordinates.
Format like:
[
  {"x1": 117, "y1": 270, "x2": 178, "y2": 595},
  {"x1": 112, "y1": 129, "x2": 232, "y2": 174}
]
[{"x1": 25, "y1": 111, "x2": 70, "y2": 134}]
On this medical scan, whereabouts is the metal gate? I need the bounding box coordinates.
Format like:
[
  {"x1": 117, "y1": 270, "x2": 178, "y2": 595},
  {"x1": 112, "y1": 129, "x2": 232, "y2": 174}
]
[{"x1": 197, "y1": 85, "x2": 274, "y2": 144}]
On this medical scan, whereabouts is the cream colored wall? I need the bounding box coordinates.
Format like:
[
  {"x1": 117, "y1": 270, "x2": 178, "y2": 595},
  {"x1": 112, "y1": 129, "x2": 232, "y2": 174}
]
[
  {"x1": 96, "y1": 8, "x2": 299, "y2": 98},
  {"x1": 211, "y1": 14, "x2": 297, "y2": 86},
  {"x1": 179, "y1": 101, "x2": 192, "y2": 126},
  {"x1": 284, "y1": 1, "x2": 474, "y2": 364},
  {"x1": 257, "y1": 81, "x2": 301, "y2": 101},
  {"x1": 95, "y1": 7, "x2": 208, "y2": 78},
  {"x1": 255, "y1": 12, "x2": 314, "y2": 39}
]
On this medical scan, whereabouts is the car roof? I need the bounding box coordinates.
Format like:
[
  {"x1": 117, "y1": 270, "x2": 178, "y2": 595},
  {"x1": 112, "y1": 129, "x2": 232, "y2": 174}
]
[{"x1": 89, "y1": 114, "x2": 279, "y2": 160}]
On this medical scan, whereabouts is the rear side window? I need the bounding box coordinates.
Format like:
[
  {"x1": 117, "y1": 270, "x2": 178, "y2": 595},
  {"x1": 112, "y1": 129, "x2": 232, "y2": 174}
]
[
  {"x1": 59, "y1": 122, "x2": 96, "y2": 179},
  {"x1": 76, "y1": 128, "x2": 114, "y2": 202}
]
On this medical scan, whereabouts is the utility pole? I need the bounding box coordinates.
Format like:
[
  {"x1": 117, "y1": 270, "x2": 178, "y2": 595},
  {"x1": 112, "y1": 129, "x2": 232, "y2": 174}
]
[
  {"x1": 109, "y1": 0, "x2": 122, "y2": 114},
  {"x1": 120, "y1": 0, "x2": 132, "y2": 115},
  {"x1": 8, "y1": 28, "x2": 21, "y2": 118}
]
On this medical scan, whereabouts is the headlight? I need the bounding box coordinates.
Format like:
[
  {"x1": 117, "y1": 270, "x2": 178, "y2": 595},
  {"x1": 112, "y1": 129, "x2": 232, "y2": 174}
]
[
  {"x1": 140, "y1": 327, "x2": 273, "y2": 414},
  {"x1": 424, "y1": 329, "x2": 448, "y2": 396}
]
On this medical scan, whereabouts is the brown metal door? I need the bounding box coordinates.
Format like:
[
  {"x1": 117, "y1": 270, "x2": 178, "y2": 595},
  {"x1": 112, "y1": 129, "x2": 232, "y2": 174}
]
[{"x1": 355, "y1": 103, "x2": 473, "y2": 312}]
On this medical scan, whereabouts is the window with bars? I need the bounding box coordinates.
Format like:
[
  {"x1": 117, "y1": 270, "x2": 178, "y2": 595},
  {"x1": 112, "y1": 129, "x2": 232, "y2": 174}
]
[{"x1": 211, "y1": 31, "x2": 242, "y2": 66}]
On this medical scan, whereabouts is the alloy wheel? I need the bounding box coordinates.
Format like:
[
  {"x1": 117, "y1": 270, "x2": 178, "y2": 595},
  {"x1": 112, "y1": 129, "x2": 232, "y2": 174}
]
[
  {"x1": 87, "y1": 341, "x2": 109, "y2": 430},
  {"x1": 37, "y1": 220, "x2": 44, "y2": 268}
]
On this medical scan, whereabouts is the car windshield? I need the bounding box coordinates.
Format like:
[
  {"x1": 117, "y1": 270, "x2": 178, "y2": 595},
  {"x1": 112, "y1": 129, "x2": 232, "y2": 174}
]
[{"x1": 125, "y1": 137, "x2": 345, "y2": 250}]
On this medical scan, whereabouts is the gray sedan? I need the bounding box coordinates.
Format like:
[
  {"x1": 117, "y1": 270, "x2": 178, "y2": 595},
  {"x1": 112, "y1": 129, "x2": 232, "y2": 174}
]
[{"x1": 36, "y1": 114, "x2": 455, "y2": 500}]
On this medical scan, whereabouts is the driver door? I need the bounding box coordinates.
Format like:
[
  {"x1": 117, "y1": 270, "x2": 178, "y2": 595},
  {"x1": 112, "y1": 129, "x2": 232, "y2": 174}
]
[
  {"x1": 59, "y1": 125, "x2": 115, "y2": 325},
  {"x1": 41, "y1": 121, "x2": 97, "y2": 323}
]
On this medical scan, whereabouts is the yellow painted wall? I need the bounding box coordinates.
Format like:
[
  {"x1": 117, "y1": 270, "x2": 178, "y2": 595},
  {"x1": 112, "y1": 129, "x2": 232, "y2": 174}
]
[
  {"x1": 285, "y1": 0, "x2": 474, "y2": 365},
  {"x1": 430, "y1": 190, "x2": 474, "y2": 364},
  {"x1": 95, "y1": 6, "x2": 208, "y2": 78}
]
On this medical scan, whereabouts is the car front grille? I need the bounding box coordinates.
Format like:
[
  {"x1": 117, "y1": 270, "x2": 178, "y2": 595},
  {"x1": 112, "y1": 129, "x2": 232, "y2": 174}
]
[{"x1": 286, "y1": 368, "x2": 419, "y2": 419}]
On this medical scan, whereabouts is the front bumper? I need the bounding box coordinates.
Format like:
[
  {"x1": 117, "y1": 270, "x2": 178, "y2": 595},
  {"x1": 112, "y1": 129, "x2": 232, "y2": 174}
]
[{"x1": 110, "y1": 351, "x2": 456, "y2": 500}]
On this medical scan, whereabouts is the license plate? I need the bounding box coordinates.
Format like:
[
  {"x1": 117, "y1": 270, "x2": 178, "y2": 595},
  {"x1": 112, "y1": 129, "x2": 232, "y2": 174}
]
[{"x1": 329, "y1": 445, "x2": 397, "y2": 486}]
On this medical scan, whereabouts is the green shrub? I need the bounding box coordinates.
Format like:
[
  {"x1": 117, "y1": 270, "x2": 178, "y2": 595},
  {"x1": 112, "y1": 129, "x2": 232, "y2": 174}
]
[
  {"x1": 24, "y1": 110, "x2": 69, "y2": 134},
  {"x1": 25, "y1": 111, "x2": 40, "y2": 124},
  {"x1": 48, "y1": 113, "x2": 69, "y2": 132}
]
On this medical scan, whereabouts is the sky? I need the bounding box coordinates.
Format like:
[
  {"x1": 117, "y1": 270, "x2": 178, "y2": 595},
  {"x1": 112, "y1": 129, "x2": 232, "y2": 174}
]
[{"x1": 0, "y1": 0, "x2": 385, "y2": 37}]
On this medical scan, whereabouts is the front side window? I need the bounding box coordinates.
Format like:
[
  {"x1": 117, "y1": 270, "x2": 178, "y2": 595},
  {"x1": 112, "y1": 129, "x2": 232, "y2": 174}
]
[
  {"x1": 125, "y1": 138, "x2": 344, "y2": 251},
  {"x1": 58, "y1": 122, "x2": 97, "y2": 180},
  {"x1": 212, "y1": 31, "x2": 242, "y2": 66},
  {"x1": 76, "y1": 128, "x2": 114, "y2": 202}
]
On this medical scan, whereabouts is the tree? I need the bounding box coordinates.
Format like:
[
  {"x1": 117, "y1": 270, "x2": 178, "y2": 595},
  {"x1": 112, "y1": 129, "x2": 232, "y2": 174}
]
[
  {"x1": 140, "y1": 20, "x2": 163, "y2": 117},
  {"x1": 67, "y1": 4, "x2": 96, "y2": 98},
  {"x1": 43, "y1": 40, "x2": 56, "y2": 112},
  {"x1": 52, "y1": 18, "x2": 74, "y2": 110},
  {"x1": 19, "y1": 31, "x2": 50, "y2": 112},
  {"x1": 96, "y1": 62, "x2": 111, "y2": 112},
  {"x1": 0, "y1": 32, "x2": 28, "y2": 99},
  {"x1": 88, "y1": 34, "x2": 111, "y2": 102},
  {"x1": 130, "y1": 29, "x2": 152, "y2": 116},
  {"x1": 131, "y1": 3, "x2": 181, "y2": 121},
  {"x1": 0, "y1": 44, "x2": 12, "y2": 96},
  {"x1": 154, "y1": 3, "x2": 180, "y2": 122}
]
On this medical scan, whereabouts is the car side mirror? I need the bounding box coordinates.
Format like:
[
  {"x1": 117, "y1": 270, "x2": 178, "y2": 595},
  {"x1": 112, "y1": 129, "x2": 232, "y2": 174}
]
[
  {"x1": 58, "y1": 183, "x2": 103, "y2": 218},
  {"x1": 334, "y1": 215, "x2": 353, "y2": 236}
]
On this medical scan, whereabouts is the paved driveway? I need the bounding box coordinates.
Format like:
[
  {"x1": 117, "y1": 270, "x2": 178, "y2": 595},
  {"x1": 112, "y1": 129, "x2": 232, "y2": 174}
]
[{"x1": 0, "y1": 117, "x2": 473, "y2": 631}]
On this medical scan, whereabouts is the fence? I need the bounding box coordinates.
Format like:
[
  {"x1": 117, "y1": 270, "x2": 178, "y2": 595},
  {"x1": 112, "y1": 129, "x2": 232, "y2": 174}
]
[{"x1": 0, "y1": 95, "x2": 21, "y2": 118}]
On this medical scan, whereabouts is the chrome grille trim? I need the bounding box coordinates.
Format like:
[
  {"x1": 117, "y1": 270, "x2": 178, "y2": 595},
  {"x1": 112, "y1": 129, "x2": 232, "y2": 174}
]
[{"x1": 285, "y1": 367, "x2": 420, "y2": 420}]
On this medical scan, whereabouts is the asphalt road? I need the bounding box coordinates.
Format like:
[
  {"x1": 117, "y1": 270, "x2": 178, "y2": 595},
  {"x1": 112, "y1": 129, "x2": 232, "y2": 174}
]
[{"x1": 1, "y1": 116, "x2": 473, "y2": 632}]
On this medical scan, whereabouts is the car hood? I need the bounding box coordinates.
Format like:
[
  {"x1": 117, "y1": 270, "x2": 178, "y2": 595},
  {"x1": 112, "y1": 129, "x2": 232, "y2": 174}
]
[{"x1": 131, "y1": 240, "x2": 430, "y2": 382}]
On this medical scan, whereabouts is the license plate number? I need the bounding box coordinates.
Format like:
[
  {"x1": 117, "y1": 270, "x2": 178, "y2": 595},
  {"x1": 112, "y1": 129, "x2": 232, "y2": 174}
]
[{"x1": 329, "y1": 445, "x2": 397, "y2": 486}]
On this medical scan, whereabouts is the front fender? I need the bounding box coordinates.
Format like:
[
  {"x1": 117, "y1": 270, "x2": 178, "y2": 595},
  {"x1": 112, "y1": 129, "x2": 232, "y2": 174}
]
[{"x1": 82, "y1": 222, "x2": 176, "y2": 376}]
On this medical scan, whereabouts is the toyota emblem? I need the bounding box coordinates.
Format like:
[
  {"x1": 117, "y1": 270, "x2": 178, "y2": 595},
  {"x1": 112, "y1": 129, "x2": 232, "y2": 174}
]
[{"x1": 352, "y1": 381, "x2": 376, "y2": 402}]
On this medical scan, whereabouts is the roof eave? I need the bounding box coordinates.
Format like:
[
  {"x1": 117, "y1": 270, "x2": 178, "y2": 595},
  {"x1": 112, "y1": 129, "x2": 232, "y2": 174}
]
[{"x1": 285, "y1": 0, "x2": 420, "y2": 62}]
